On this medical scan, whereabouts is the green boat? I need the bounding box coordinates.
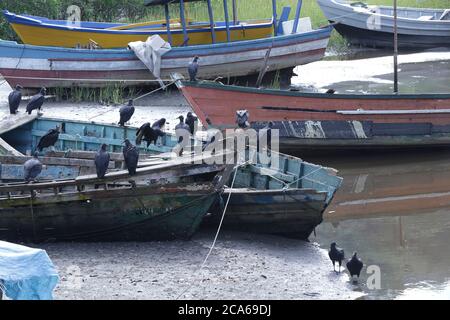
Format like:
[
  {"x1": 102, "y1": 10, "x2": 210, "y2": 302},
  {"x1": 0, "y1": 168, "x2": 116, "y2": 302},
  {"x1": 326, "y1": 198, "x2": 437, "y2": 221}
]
[
  {"x1": 0, "y1": 114, "x2": 342, "y2": 241},
  {"x1": 0, "y1": 115, "x2": 232, "y2": 242}
]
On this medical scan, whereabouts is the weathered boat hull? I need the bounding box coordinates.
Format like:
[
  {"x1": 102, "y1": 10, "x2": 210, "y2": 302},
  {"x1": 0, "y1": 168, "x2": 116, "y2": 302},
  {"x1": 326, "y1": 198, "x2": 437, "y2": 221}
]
[
  {"x1": 3, "y1": 10, "x2": 273, "y2": 48},
  {"x1": 178, "y1": 81, "x2": 450, "y2": 150},
  {"x1": 207, "y1": 189, "x2": 328, "y2": 240},
  {"x1": 0, "y1": 181, "x2": 220, "y2": 242},
  {"x1": 0, "y1": 25, "x2": 332, "y2": 89},
  {"x1": 318, "y1": 0, "x2": 450, "y2": 49}
]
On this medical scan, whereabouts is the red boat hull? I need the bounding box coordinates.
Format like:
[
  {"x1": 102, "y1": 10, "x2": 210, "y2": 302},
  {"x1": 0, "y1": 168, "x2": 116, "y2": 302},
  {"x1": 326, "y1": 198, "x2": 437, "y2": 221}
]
[{"x1": 179, "y1": 81, "x2": 450, "y2": 149}]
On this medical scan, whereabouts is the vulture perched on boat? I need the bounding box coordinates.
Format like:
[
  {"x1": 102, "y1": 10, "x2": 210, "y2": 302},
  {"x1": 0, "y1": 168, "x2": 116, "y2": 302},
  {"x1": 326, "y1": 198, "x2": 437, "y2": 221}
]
[
  {"x1": 24, "y1": 152, "x2": 43, "y2": 182},
  {"x1": 118, "y1": 100, "x2": 135, "y2": 127},
  {"x1": 329, "y1": 242, "x2": 345, "y2": 273},
  {"x1": 136, "y1": 122, "x2": 166, "y2": 147},
  {"x1": 346, "y1": 252, "x2": 364, "y2": 282},
  {"x1": 236, "y1": 110, "x2": 250, "y2": 129},
  {"x1": 26, "y1": 87, "x2": 46, "y2": 115},
  {"x1": 8, "y1": 84, "x2": 23, "y2": 114},
  {"x1": 259, "y1": 121, "x2": 273, "y2": 151},
  {"x1": 123, "y1": 139, "x2": 139, "y2": 176},
  {"x1": 188, "y1": 56, "x2": 199, "y2": 82},
  {"x1": 175, "y1": 115, "x2": 191, "y2": 156},
  {"x1": 152, "y1": 118, "x2": 166, "y2": 130},
  {"x1": 94, "y1": 143, "x2": 110, "y2": 179},
  {"x1": 36, "y1": 126, "x2": 60, "y2": 152},
  {"x1": 185, "y1": 112, "x2": 198, "y2": 135}
]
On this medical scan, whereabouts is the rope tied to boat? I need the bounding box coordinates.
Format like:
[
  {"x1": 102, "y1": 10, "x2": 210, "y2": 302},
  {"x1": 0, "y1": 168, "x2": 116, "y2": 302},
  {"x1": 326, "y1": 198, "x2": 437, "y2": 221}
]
[
  {"x1": 175, "y1": 159, "x2": 251, "y2": 300},
  {"x1": 88, "y1": 79, "x2": 178, "y2": 121}
]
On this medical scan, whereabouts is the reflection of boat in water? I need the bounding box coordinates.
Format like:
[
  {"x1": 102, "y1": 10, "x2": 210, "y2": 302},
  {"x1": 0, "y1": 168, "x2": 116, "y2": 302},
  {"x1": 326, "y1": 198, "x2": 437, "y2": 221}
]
[{"x1": 324, "y1": 151, "x2": 450, "y2": 221}]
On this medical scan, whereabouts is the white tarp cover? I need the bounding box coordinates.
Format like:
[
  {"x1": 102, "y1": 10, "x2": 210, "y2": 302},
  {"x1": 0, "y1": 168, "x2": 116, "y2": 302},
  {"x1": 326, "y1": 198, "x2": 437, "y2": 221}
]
[
  {"x1": 128, "y1": 35, "x2": 172, "y2": 80},
  {"x1": 0, "y1": 241, "x2": 59, "y2": 300}
]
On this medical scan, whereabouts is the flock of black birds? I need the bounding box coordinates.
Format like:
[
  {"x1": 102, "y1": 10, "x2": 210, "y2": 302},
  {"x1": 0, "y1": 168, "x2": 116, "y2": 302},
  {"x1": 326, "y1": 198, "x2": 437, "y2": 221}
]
[
  {"x1": 8, "y1": 85, "x2": 47, "y2": 115},
  {"x1": 7, "y1": 85, "x2": 198, "y2": 182},
  {"x1": 328, "y1": 242, "x2": 364, "y2": 283}
]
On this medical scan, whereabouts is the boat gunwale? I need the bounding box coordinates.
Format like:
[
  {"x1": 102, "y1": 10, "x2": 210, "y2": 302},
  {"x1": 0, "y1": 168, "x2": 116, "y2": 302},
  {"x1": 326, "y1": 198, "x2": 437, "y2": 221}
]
[{"x1": 180, "y1": 80, "x2": 450, "y2": 99}]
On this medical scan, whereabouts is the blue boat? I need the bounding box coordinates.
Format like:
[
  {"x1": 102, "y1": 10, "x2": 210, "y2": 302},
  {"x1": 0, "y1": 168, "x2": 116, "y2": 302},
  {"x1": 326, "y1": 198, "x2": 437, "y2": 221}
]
[
  {"x1": 0, "y1": 115, "x2": 342, "y2": 240},
  {"x1": 0, "y1": 0, "x2": 333, "y2": 89}
]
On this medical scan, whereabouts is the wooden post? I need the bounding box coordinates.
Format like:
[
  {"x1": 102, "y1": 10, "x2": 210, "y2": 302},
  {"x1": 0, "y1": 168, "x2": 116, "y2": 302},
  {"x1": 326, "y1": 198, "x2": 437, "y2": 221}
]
[
  {"x1": 223, "y1": 0, "x2": 231, "y2": 42},
  {"x1": 232, "y1": 0, "x2": 237, "y2": 25},
  {"x1": 179, "y1": 0, "x2": 189, "y2": 46},
  {"x1": 164, "y1": 3, "x2": 172, "y2": 45},
  {"x1": 292, "y1": 0, "x2": 302, "y2": 34},
  {"x1": 207, "y1": 0, "x2": 216, "y2": 43},
  {"x1": 272, "y1": 0, "x2": 278, "y2": 36},
  {"x1": 393, "y1": 0, "x2": 398, "y2": 93}
]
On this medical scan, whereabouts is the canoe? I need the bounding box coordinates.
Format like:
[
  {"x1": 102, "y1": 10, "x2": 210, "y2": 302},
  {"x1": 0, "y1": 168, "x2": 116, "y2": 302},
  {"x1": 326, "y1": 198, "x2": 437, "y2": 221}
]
[
  {"x1": 176, "y1": 80, "x2": 450, "y2": 150},
  {"x1": 0, "y1": 22, "x2": 332, "y2": 89},
  {"x1": 0, "y1": 116, "x2": 342, "y2": 240},
  {"x1": 206, "y1": 150, "x2": 342, "y2": 240},
  {"x1": 2, "y1": 10, "x2": 273, "y2": 48},
  {"x1": 0, "y1": 117, "x2": 232, "y2": 243},
  {"x1": 317, "y1": 0, "x2": 450, "y2": 49}
]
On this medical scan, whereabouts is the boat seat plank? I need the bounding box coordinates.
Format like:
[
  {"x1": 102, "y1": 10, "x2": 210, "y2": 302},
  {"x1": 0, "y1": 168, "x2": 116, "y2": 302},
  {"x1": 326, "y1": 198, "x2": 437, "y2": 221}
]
[
  {"x1": 0, "y1": 114, "x2": 38, "y2": 135},
  {"x1": 247, "y1": 165, "x2": 296, "y2": 183}
]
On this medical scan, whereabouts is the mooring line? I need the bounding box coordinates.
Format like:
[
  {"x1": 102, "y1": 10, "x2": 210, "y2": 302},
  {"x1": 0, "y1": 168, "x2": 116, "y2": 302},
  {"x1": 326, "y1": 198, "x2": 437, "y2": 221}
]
[{"x1": 175, "y1": 160, "x2": 249, "y2": 300}]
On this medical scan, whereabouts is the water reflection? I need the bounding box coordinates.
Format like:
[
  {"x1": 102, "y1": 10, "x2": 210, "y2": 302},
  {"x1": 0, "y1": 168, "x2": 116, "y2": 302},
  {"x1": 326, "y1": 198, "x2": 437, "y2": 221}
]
[{"x1": 307, "y1": 150, "x2": 450, "y2": 299}]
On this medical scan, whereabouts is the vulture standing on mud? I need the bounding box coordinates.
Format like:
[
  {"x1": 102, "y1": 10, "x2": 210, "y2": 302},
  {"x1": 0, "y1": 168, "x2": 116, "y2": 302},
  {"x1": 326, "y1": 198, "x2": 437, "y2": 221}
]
[
  {"x1": 118, "y1": 100, "x2": 135, "y2": 126},
  {"x1": 152, "y1": 118, "x2": 166, "y2": 130},
  {"x1": 95, "y1": 144, "x2": 110, "y2": 179},
  {"x1": 24, "y1": 152, "x2": 43, "y2": 182},
  {"x1": 346, "y1": 252, "x2": 364, "y2": 282},
  {"x1": 26, "y1": 87, "x2": 46, "y2": 115},
  {"x1": 329, "y1": 242, "x2": 345, "y2": 273},
  {"x1": 188, "y1": 56, "x2": 199, "y2": 81},
  {"x1": 8, "y1": 84, "x2": 23, "y2": 114},
  {"x1": 123, "y1": 139, "x2": 139, "y2": 176},
  {"x1": 36, "y1": 126, "x2": 60, "y2": 152},
  {"x1": 136, "y1": 122, "x2": 165, "y2": 147},
  {"x1": 185, "y1": 112, "x2": 198, "y2": 135}
]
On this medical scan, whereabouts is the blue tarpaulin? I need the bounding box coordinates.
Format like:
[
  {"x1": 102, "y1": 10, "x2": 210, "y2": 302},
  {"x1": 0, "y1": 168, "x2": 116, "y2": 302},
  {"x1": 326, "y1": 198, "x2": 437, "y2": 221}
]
[{"x1": 0, "y1": 241, "x2": 59, "y2": 300}]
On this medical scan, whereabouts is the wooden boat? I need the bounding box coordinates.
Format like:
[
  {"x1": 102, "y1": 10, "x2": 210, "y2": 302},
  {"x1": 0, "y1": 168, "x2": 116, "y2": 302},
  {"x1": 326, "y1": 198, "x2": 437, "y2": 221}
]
[
  {"x1": 176, "y1": 80, "x2": 450, "y2": 150},
  {"x1": 0, "y1": 115, "x2": 342, "y2": 240},
  {"x1": 2, "y1": 10, "x2": 273, "y2": 48},
  {"x1": 0, "y1": 0, "x2": 332, "y2": 89},
  {"x1": 206, "y1": 150, "x2": 342, "y2": 240},
  {"x1": 317, "y1": 0, "x2": 450, "y2": 49},
  {"x1": 0, "y1": 114, "x2": 233, "y2": 242}
]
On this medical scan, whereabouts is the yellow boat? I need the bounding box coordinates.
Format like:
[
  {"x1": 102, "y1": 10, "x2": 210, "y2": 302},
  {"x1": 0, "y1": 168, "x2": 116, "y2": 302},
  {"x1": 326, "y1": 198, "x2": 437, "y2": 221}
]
[{"x1": 2, "y1": 10, "x2": 274, "y2": 48}]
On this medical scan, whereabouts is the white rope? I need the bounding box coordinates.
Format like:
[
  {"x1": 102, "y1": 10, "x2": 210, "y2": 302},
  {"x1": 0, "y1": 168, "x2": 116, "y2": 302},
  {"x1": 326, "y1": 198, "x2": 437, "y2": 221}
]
[{"x1": 175, "y1": 160, "x2": 249, "y2": 300}]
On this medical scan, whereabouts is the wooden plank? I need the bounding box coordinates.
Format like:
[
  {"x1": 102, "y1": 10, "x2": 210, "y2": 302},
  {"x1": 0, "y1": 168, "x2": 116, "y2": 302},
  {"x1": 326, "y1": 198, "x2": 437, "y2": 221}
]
[
  {"x1": 0, "y1": 138, "x2": 23, "y2": 156},
  {"x1": 0, "y1": 113, "x2": 38, "y2": 135},
  {"x1": 247, "y1": 165, "x2": 296, "y2": 183},
  {"x1": 0, "y1": 155, "x2": 114, "y2": 168}
]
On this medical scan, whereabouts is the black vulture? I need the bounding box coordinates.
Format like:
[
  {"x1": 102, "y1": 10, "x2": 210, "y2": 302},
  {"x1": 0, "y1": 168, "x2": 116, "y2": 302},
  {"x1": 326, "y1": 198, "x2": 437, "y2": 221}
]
[
  {"x1": 325, "y1": 88, "x2": 336, "y2": 94},
  {"x1": 175, "y1": 115, "x2": 190, "y2": 156},
  {"x1": 136, "y1": 122, "x2": 166, "y2": 147},
  {"x1": 122, "y1": 139, "x2": 139, "y2": 176},
  {"x1": 118, "y1": 100, "x2": 135, "y2": 127},
  {"x1": 236, "y1": 110, "x2": 250, "y2": 129},
  {"x1": 24, "y1": 152, "x2": 43, "y2": 182},
  {"x1": 26, "y1": 87, "x2": 46, "y2": 115},
  {"x1": 188, "y1": 56, "x2": 199, "y2": 81},
  {"x1": 346, "y1": 252, "x2": 363, "y2": 282},
  {"x1": 185, "y1": 112, "x2": 198, "y2": 135},
  {"x1": 328, "y1": 242, "x2": 345, "y2": 273},
  {"x1": 94, "y1": 143, "x2": 110, "y2": 179},
  {"x1": 8, "y1": 84, "x2": 22, "y2": 114},
  {"x1": 152, "y1": 118, "x2": 166, "y2": 130},
  {"x1": 36, "y1": 126, "x2": 60, "y2": 152}
]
